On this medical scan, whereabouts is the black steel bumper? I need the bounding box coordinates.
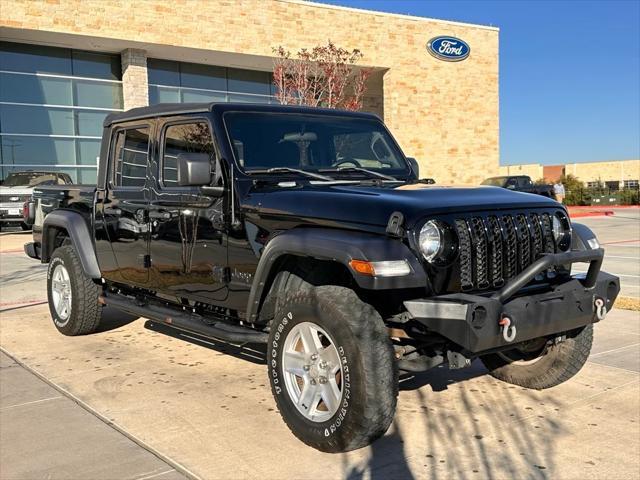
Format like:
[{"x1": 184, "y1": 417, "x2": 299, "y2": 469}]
[
  {"x1": 404, "y1": 248, "x2": 620, "y2": 354},
  {"x1": 24, "y1": 242, "x2": 41, "y2": 260}
]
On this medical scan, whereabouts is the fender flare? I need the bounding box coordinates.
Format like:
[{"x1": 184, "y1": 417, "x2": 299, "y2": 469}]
[
  {"x1": 571, "y1": 222, "x2": 599, "y2": 251},
  {"x1": 42, "y1": 210, "x2": 101, "y2": 279},
  {"x1": 245, "y1": 228, "x2": 427, "y2": 322}
]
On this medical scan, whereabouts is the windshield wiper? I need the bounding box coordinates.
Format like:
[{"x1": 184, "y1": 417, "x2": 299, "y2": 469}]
[
  {"x1": 320, "y1": 167, "x2": 397, "y2": 181},
  {"x1": 247, "y1": 167, "x2": 334, "y2": 182}
]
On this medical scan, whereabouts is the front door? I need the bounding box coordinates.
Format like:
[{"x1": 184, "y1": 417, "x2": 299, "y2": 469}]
[
  {"x1": 101, "y1": 124, "x2": 152, "y2": 286},
  {"x1": 148, "y1": 118, "x2": 227, "y2": 303}
]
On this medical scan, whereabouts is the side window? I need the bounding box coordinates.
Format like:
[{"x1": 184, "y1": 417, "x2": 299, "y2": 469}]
[
  {"x1": 162, "y1": 122, "x2": 214, "y2": 187},
  {"x1": 112, "y1": 127, "x2": 150, "y2": 188}
]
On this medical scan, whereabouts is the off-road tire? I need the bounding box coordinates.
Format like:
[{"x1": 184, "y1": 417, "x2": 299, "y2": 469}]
[
  {"x1": 480, "y1": 325, "x2": 593, "y2": 390},
  {"x1": 20, "y1": 222, "x2": 30, "y2": 231},
  {"x1": 47, "y1": 245, "x2": 103, "y2": 336},
  {"x1": 268, "y1": 285, "x2": 398, "y2": 452}
]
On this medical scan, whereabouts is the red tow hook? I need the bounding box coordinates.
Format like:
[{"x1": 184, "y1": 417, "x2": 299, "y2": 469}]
[{"x1": 499, "y1": 315, "x2": 517, "y2": 343}]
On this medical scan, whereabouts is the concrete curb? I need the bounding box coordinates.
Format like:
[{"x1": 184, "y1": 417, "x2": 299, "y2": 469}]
[{"x1": 0, "y1": 346, "x2": 201, "y2": 480}]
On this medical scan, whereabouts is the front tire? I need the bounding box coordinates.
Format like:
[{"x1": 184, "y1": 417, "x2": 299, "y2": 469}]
[
  {"x1": 480, "y1": 325, "x2": 593, "y2": 390},
  {"x1": 47, "y1": 245, "x2": 103, "y2": 336},
  {"x1": 268, "y1": 285, "x2": 397, "y2": 452}
]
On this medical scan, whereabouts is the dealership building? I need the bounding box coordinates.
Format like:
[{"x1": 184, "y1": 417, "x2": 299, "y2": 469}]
[{"x1": 0, "y1": 0, "x2": 499, "y2": 184}]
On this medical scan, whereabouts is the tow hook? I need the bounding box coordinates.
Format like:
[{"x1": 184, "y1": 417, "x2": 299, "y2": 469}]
[
  {"x1": 499, "y1": 315, "x2": 517, "y2": 343},
  {"x1": 594, "y1": 296, "x2": 607, "y2": 321}
]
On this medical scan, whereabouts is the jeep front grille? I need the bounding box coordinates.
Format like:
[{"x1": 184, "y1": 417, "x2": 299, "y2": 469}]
[{"x1": 454, "y1": 212, "x2": 557, "y2": 291}]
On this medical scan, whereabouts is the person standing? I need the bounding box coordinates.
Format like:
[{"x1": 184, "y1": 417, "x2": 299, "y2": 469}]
[{"x1": 554, "y1": 182, "x2": 566, "y2": 203}]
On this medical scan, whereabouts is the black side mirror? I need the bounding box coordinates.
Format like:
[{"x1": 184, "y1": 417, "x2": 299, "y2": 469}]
[
  {"x1": 177, "y1": 153, "x2": 224, "y2": 197},
  {"x1": 177, "y1": 153, "x2": 211, "y2": 186},
  {"x1": 406, "y1": 157, "x2": 419, "y2": 179}
]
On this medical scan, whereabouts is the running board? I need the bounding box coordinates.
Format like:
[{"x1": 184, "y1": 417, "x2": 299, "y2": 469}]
[{"x1": 98, "y1": 294, "x2": 268, "y2": 344}]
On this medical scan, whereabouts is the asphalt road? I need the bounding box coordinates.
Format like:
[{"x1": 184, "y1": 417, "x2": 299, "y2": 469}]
[{"x1": 574, "y1": 208, "x2": 640, "y2": 299}]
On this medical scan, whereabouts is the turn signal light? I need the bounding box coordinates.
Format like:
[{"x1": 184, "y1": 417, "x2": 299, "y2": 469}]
[{"x1": 349, "y1": 259, "x2": 411, "y2": 277}]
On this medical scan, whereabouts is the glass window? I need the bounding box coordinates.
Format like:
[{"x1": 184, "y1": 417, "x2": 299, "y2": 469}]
[
  {"x1": 149, "y1": 85, "x2": 180, "y2": 104},
  {"x1": 0, "y1": 41, "x2": 72, "y2": 75},
  {"x1": 147, "y1": 59, "x2": 180, "y2": 86},
  {"x1": 75, "y1": 110, "x2": 109, "y2": 137},
  {"x1": 225, "y1": 113, "x2": 409, "y2": 174},
  {"x1": 1, "y1": 135, "x2": 76, "y2": 165},
  {"x1": 113, "y1": 128, "x2": 149, "y2": 188},
  {"x1": 0, "y1": 72, "x2": 73, "y2": 105},
  {"x1": 227, "y1": 68, "x2": 270, "y2": 95},
  {"x1": 77, "y1": 139, "x2": 101, "y2": 165},
  {"x1": 74, "y1": 79, "x2": 123, "y2": 109},
  {"x1": 71, "y1": 51, "x2": 121, "y2": 80},
  {"x1": 180, "y1": 63, "x2": 226, "y2": 90},
  {"x1": 162, "y1": 122, "x2": 213, "y2": 187},
  {"x1": 623, "y1": 180, "x2": 639, "y2": 188},
  {"x1": 0, "y1": 104, "x2": 75, "y2": 135},
  {"x1": 181, "y1": 88, "x2": 226, "y2": 103},
  {"x1": 147, "y1": 59, "x2": 275, "y2": 105}
]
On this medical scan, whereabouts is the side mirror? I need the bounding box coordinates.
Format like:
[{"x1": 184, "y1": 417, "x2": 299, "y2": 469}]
[
  {"x1": 177, "y1": 153, "x2": 211, "y2": 186},
  {"x1": 406, "y1": 157, "x2": 419, "y2": 179}
]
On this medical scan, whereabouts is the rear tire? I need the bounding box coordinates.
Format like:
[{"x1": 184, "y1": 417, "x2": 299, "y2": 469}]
[
  {"x1": 47, "y1": 245, "x2": 103, "y2": 336},
  {"x1": 480, "y1": 325, "x2": 593, "y2": 390},
  {"x1": 268, "y1": 285, "x2": 397, "y2": 452}
]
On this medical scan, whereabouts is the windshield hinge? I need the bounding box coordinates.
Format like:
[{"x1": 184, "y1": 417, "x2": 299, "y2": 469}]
[{"x1": 386, "y1": 211, "x2": 405, "y2": 237}]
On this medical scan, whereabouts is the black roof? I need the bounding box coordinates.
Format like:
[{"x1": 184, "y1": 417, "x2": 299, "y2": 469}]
[{"x1": 103, "y1": 102, "x2": 379, "y2": 127}]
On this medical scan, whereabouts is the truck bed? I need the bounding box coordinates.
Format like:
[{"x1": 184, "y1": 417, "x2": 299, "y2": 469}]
[{"x1": 32, "y1": 184, "x2": 96, "y2": 242}]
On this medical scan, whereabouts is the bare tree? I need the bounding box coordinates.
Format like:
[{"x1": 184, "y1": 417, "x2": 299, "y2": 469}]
[{"x1": 272, "y1": 41, "x2": 371, "y2": 111}]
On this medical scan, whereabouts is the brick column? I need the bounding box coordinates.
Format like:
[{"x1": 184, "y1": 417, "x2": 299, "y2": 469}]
[{"x1": 121, "y1": 49, "x2": 149, "y2": 109}]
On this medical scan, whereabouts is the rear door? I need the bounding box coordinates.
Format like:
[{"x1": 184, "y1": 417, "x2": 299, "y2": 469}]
[
  {"x1": 100, "y1": 123, "x2": 153, "y2": 286},
  {"x1": 147, "y1": 117, "x2": 227, "y2": 303}
]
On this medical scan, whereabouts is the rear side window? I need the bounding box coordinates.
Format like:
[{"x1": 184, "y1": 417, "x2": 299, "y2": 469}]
[
  {"x1": 161, "y1": 122, "x2": 214, "y2": 187},
  {"x1": 112, "y1": 127, "x2": 149, "y2": 188}
]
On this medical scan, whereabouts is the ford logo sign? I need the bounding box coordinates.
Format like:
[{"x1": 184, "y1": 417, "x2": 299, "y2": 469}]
[{"x1": 427, "y1": 36, "x2": 470, "y2": 62}]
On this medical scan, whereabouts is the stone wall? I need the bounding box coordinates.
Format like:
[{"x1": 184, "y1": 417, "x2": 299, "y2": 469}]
[{"x1": 1, "y1": 0, "x2": 500, "y2": 184}]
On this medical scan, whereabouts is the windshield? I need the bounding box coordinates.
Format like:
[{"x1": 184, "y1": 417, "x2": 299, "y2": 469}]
[
  {"x1": 1, "y1": 172, "x2": 68, "y2": 187},
  {"x1": 224, "y1": 112, "x2": 410, "y2": 177},
  {"x1": 481, "y1": 177, "x2": 507, "y2": 187}
]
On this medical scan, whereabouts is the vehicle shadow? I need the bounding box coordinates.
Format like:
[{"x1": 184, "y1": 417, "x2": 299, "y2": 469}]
[
  {"x1": 96, "y1": 306, "x2": 140, "y2": 332},
  {"x1": 144, "y1": 320, "x2": 267, "y2": 365},
  {"x1": 345, "y1": 360, "x2": 563, "y2": 480}
]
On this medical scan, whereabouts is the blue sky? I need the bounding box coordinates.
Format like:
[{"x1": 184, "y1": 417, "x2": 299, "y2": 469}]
[{"x1": 319, "y1": 0, "x2": 640, "y2": 166}]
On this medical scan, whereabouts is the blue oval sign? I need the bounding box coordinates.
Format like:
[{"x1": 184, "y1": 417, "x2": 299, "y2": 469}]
[{"x1": 427, "y1": 36, "x2": 470, "y2": 62}]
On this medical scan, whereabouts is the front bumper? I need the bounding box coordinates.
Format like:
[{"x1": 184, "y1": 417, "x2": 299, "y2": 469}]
[
  {"x1": 0, "y1": 203, "x2": 23, "y2": 221},
  {"x1": 404, "y1": 248, "x2": 620, "y2": 354}
]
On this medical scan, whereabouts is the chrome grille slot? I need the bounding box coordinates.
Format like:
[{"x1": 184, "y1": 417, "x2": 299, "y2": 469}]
[
  {"x1": 487, "y1": 216, "x2": 504, "y2": 287},
  {"x1": 515, "y1": 214, "x2": 531, "y2": 269}
]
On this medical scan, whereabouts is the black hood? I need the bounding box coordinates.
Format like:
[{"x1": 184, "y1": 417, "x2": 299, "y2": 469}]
[{"x1": 246, "y1": 182, "x2": 562, "y2": 230}]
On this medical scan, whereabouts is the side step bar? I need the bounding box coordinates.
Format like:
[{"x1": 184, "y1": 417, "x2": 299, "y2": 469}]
[{"x1": 98, "y1": 294, "x2": 268, "y2": 344}]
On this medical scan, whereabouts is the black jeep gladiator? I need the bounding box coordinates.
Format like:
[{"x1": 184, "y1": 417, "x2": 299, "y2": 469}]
[
  {"x1": 482, "y1": 175, "x2": 556, "y2": 198},
  {"x1": 24, "y1": 103, "x2": 619, "y2": 453}
]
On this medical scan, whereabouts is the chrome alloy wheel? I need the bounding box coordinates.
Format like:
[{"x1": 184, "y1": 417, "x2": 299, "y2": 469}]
[
  {"x1": 282, "y1": 321, "x2": 344, "y2": 422},
  {"x1": 51, "y1": 263, "x2": 72, "y2": 323}
]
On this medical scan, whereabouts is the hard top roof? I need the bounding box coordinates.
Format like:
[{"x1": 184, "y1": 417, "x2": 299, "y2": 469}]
[{"x1": 103, "y1": 102, "x2": 379, "y2": 127}]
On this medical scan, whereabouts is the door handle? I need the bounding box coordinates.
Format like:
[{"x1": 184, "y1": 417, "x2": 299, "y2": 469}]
[{"x1": 104, "y1": 207, "x2": 122, "y2": 215}]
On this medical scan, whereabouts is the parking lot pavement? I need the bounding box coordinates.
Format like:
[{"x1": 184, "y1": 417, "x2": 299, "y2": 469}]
[
  {"x1": 0, "y1": 351, "x2": 187, "y2": 480},
  {"x1": 574, "y1": 207, "x2": 640, "y2": 299},
  {"x1": 1, "y1": 303, "x2": 638, "y2": 479},
  {"x1": 0, "y1": 212, "x2": 638, "y2": 479}
]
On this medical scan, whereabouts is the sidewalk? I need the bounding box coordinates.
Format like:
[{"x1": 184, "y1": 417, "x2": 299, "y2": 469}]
[{"x1": 0, "y1": 351, "x2": 187, "y2": 480}]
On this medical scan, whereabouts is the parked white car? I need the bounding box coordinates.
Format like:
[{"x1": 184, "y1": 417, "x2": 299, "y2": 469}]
[{"x1": 0, "y1": 171, "x2": 72, "y2": 230}]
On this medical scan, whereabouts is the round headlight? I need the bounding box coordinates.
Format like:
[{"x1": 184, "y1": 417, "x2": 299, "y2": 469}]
[
  {"x1": 419, "y1": 220, "x2": 443, "y2": 262},
  {"x1": 552, "y1": 213, "x2": 571, "y2": 250}
]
